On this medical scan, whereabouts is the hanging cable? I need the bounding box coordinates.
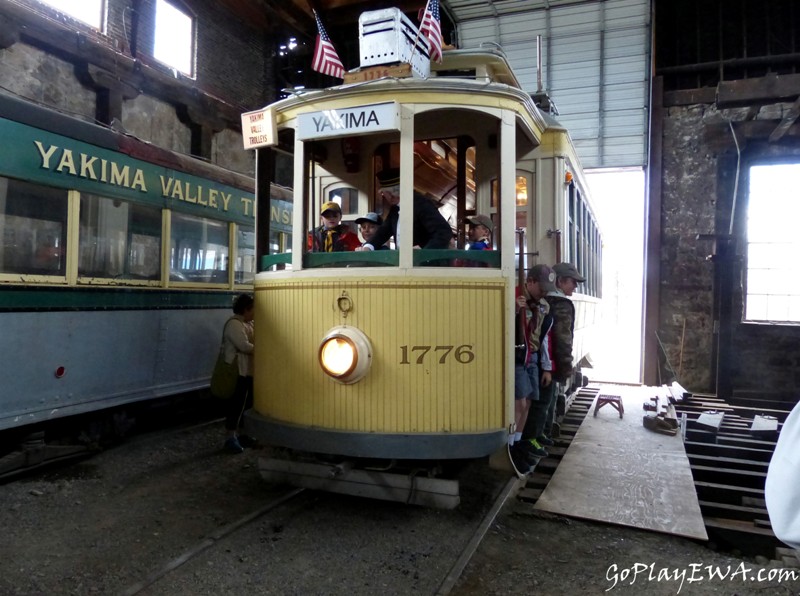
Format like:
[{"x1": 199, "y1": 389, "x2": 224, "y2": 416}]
[{"x1": 727, "y1": 119, "x2": 741, "y2": 236}]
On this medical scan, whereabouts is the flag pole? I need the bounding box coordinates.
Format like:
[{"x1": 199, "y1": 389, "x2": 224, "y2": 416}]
[{"x1": 409, "y1": 0, "x2": 432, "y2": 64}]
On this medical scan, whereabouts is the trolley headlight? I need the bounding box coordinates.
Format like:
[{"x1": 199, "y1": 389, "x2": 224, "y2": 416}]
[{"x1": 318, "y1": 326, "x2": 372, "y2": 384}]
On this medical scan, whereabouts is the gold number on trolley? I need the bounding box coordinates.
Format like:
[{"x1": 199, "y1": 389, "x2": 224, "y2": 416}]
[{"x1": 400, "y1": 345, "x2": 474, "y2": 365}]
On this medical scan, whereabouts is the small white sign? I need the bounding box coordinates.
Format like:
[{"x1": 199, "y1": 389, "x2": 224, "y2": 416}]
[
  {"x1": 241, "y1": 107, "x2": 277, "y2": 150},
  {"x1": 297, "y1": 102, "x2": 400, "y2": 141}
]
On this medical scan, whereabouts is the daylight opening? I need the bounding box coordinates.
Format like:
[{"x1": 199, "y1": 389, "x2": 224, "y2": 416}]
[{"x1": 745, "y1": 163, "x2": 800, "y2": 323}]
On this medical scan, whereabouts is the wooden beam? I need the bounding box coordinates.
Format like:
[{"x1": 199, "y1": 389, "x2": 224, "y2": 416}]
[
  {"x1": 769, "y1": 95, "x2": 800, "y2": 142},
  {"x1": 717, "y1": 73, "x2": 800, "y2": 107}
]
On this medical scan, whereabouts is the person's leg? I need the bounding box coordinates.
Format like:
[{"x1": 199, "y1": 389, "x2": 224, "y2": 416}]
[
  {"x1": 533, "y1": 381, "x2": 557, "y2": 444},
  {"x1": 224, "y1": 376, "x2": 248, "y2": 453},
  {"x1": 540, "y1": 381, "x2": 558, "y2": 438},
  {"x1": 518, "y1": 365, "x2": 547, "y2": 457},
  {"x1": 237, "y1": 376, "x2": 258, "y2": 447}
]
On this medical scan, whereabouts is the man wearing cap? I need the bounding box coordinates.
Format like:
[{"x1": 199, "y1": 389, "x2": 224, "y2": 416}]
[
  {"x1": 355, "y1": 212, "x2": 388, "y2": 249},
  {"x1": 308, "y1": 201, "x2": 360, "y2": 253},
  {"x1": 511, "y1": 264, "x2": 556, "y2": 471},
  {"x1": 356, "y1": 168, "x2": 452, "y2": 252},
  {"x1": 523, "y1": 261, "x2": 585, "y2": 445}
]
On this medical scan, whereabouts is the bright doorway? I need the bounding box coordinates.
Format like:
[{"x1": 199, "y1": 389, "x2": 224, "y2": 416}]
[{"x1": 584, "y1": 168, "x2": 645, "y2": 384}]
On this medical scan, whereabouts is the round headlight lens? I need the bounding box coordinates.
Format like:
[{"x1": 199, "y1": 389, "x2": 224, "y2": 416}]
[
  {"x1": 320, "y1": 336, "x2": 357, "y2": 377},
  {"x1": 318, "y1": 326, "x2": 372, "y2": 384}
]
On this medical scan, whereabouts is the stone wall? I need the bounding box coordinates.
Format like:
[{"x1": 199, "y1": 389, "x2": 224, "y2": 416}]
[
  {"x1": 660, "y1": 101, "x2": 800, "y2": 401},
  {"x1": 659, "y1": 105, "x2": 717, "y2": 391},
  {"x1": 0, "y1": 0, "x2": 273, "y2": 176},
  {"x1": 0, "y1": 43, "x2": 96, "y2": 122}
]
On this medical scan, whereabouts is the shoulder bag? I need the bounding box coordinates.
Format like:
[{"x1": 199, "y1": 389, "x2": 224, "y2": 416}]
[{"x1": 210, "y1": 318, "x2": 238, "y2": 399}]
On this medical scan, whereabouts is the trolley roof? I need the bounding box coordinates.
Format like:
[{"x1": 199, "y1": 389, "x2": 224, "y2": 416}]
[{"x1": 257, "y1": 48, "x2": 547, "y2": 147}]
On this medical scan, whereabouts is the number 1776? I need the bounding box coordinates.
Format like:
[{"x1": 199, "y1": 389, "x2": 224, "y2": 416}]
[{"x1": 399, "y1": 345, "x2": 475, "y2": 364}]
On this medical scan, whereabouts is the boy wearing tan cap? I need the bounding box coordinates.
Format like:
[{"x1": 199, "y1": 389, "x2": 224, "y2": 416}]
[{"x1": 307, "y1": 201, "x2": 360, "y2": 252}]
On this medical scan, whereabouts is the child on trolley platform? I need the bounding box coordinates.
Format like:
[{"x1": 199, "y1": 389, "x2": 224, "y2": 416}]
[
  {"x1": 308, "y1": 201, "x2": 360, "y2": 252},
  {"x1": 510, "y1": 264, "x2": 556, "y2": 473}
]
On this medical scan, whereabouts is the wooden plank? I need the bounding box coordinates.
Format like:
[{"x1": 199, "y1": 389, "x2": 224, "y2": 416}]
[
  {"x1": 694, "y1": 481, "x2": 764, "y2": 505},
  {"x1": 742, "y1": 496, "x2": 767, "y2": 508},
  {"x1": 695, "y1": 411, "x2": 725, "y2": 432},
  {"x1": 534, "y1": 386, "x2": 707, "y2": 540},
  {"x1": 684, "y1": 440, "x2": 774, "y2": 461},
  {"x1": 687, "y1": 453, "x2": 769, "y2": 472},
  {"x1": 704, "y1": 517, "x2": 776, "y2": 535},
  {"x1": 342, "y1": 62, "x2": 412, "y2": 84},
  {"x1": 750, "y1": 415, "x2": 779, "y2": 439},
  {"x1": 518, "y1": 487, "x2": 543, "y2": 501},
  {"x1": 689, "y1": 465, "x2": 767, "y2": 490},
  {"x1": 697, "y1": 500, "x2": 768, "y2": 522},
  {"x1": 258, "y1": 458, "x2": 460, "y2": 509},
  {"x1": 704, "y1": 517, "x2": 783, "y2": 556}
]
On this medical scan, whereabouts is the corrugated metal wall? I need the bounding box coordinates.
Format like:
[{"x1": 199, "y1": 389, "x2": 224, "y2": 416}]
[{"x1": 453, "y1": 0, "x2": 650, "y2": 168}]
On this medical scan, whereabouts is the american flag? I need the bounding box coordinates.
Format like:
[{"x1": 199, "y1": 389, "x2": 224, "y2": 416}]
[
  {"x1": 419, "y1": 0, "x2": 443, "y2": 63},
  {"x1": 312, "y1": 10, "x2": 345, "y2": 79}
]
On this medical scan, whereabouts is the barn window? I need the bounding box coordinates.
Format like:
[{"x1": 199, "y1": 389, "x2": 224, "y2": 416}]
[
  {"x1": 37, "y1": 0, "x2": 105, "y2": 30},
  {"x1": 154, "y1": 0, "x2": 195, "y2": 77},
  {"x1": 745, "y1": 163, "x2": 800, "y2": 323}
]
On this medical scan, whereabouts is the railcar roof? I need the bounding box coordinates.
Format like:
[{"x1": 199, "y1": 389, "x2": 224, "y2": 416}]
[{"x1": 431, "y1": 47, "x2": 521, "y2": 88}]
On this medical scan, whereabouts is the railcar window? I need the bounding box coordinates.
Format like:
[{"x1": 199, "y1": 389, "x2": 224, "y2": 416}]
[
  {"x1": 154, "y1": 0, "x2": 195, "y2": 77},
  {"x1": 78, "y1": 194, "x2": 161, "y2": 281},
  {"x1": 235, "y1": 225, "x2": 255, "y2": 285},
  {"x1": 328, "y1": 187, "x2": 358, "y2": 215},
  {"x1": 0, "y1": 177, "x2": 67, "y2": 276},
  {"x1": 170, "y1": 212, "x2": 228, "y2": 284}
]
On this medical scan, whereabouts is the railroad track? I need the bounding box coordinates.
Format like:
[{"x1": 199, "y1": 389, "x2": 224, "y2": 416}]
[{"x1": 115, "y1": 463, "x2": 523, "y2": 595}]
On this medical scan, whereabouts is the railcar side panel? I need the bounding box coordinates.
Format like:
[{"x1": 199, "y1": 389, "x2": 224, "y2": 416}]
[{"x1": 0, "y1": 305, "x2": 230, "y2": 430}]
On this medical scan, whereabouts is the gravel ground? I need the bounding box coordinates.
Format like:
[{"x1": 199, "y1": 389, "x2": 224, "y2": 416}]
[{"x1": 1, "y1": 416, "x2": 798, "y2": 596}]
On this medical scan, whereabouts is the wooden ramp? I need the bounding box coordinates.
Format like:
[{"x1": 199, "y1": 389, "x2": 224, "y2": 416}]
[{"x1": 534, "y1": 384, "x2": 708, "y2": 541}]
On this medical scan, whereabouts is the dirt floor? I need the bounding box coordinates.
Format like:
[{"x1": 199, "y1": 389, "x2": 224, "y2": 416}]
[
  {"x1": 1, "y1": 417, "x2": 798, "y2": 595},
  {"x1": 458, "y1": 499, "x2": 800, "y2": 595}
]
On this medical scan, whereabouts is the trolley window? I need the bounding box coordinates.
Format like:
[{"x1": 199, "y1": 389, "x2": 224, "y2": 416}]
[
  {"x1": 0, "y1": 176, "x2": 67, "y2": 277},
  {"x1": 78, "y1": 194, "x2": 161, "y2": 281},
  {"x1": 235, "y1": 224, "x2": 255, "y2": 285},
  {"x1": 170, "y1": 212, "x2": 229, "y2": 284}
]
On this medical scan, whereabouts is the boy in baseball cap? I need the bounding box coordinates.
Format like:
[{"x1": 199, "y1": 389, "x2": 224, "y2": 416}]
[{"x1": 307, "y1": 201, "x2": 360, "y2": 252}]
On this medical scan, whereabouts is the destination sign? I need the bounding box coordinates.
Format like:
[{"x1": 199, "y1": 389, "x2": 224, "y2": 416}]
[
  {"x1": 296, "y1": 102, "x2": 400, "y2": 141},
  {"x1": 241, "y1": 107, "x2": 277, "y2": 150}
]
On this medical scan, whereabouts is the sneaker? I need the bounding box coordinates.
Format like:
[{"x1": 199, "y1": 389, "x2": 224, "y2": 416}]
[
  {"x1": 510, "y1": 445, "x2": 532, "y2": 474},
  {"x1": 224, "y1": 437, "x2": 244, "y2": 453},
  {"x1": 537, "y1": 435, "x2": 555, "y2": 447},
  {"x1": 238, "y1": 435, "x2": 258, "y2": 448},
  {"x1": 521, "y1": 438, "x2": 548, "y2": 458},
  {"x1": 512, "y1": 442, "x2": 538, "y2": 465}
]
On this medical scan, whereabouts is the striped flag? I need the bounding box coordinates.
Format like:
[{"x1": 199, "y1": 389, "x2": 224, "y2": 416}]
[
  {"x1": 419, "y1": 0, "x2": 443, "y2": 63},
  {"x1": 312, "y1": 10, "x2": 345, "y2": 79}
]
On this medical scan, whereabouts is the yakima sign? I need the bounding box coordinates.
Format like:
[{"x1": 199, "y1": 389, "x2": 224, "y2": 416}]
[{"x1": 297, "y1": 102, "x2": 400, "y2": 140}]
